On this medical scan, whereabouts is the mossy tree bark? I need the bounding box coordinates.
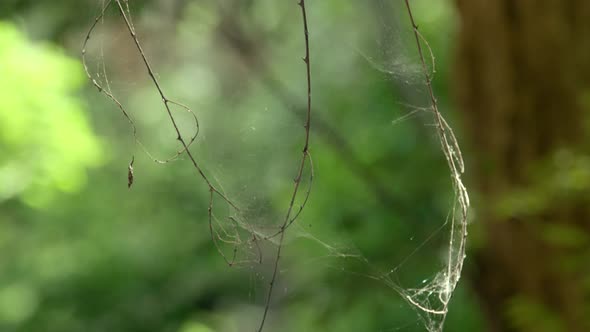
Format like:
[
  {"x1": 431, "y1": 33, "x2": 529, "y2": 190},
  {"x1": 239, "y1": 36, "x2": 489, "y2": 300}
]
[{"x1": 453, "y1": 1, "x2": 590, "y2": 331}]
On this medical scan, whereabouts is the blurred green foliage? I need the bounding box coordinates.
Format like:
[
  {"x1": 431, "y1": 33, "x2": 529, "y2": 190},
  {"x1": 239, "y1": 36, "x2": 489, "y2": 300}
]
[
  {"x1": 506, "y1": 295, "x2": 567, "y2": 332},
  {"x1": 0, "y1": 2, "x2": 485, "y2": 332},
  {"x1": 0, "y1": 22, "x2": 102, "y2": 207}
]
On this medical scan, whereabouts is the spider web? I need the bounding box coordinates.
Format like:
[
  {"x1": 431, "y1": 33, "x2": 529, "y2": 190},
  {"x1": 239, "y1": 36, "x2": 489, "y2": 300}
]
[{"x1": 82, "y1": 1, "x2": 469, "y2": 331}]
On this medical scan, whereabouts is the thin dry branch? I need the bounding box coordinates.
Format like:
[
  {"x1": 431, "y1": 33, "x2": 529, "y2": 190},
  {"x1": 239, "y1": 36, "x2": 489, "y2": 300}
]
[
  {"x1": 257, "y1": 1, "x2": 313, "y2": 331},
  {"x1": 82, "y1": 0, "x2": 200, "y2": 167},
  {"x1": 83, "y1": 0, "x2": 247, "y2": 267},
  {"x1": 402, "y1": 0, "x2": 470, "y2": 329}
]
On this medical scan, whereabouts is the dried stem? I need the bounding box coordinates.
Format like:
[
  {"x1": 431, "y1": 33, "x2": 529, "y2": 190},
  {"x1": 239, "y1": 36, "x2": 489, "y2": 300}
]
[
  {"x1": 83, "y1": 0, "x2": 245, "y2": 267},
  {"x1": 82, "y1": 0, "x2": 200, "y2": 166},
  {"x1": 403, "y1": 0, "x2": 469, "y2": 329},
  {"x1": 257, "y1": 1, "x2": 313, "y2": 331}
]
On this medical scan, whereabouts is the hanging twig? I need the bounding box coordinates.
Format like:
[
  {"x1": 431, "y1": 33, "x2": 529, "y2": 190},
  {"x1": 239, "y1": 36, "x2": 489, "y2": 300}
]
[
  {"x1": 402, "y1": 1, "x2": 470, "y2": 329},
  {"x1": 82, "y1": 0, "x2": 201, "y2": 170},
  {"x1": 257, "y1": 0, "x2": 313, "y2": 331},
  {"x1": 83, "y1": 0, "x2": 246, "y2": 266}
]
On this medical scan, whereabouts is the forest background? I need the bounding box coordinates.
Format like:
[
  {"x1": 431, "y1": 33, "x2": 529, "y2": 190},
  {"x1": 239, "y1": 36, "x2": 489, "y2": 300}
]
[{"x1": 1, "y1": 1, "x2": 589, "y2": 332}]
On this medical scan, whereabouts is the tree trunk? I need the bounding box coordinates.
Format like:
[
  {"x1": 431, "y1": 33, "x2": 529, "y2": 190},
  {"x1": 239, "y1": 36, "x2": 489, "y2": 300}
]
[{"x1": 453, "y1": 1, "x2": 590, "y2": 332}]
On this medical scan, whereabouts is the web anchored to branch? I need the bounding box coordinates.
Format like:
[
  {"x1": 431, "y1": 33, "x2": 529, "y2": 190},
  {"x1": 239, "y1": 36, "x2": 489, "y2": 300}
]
[
  {"x1": 83, "y1": 0, "x2": 314, "y2": 330},
  {"x1": 382, "y1": 2, "x2": 470, "y2": 331},
  {"x1": 83, "y1": 1, "x2": 468, "y2": 331},
  {"x1": 82, "y1": 0, "x2": 253, "y2": 268}
]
